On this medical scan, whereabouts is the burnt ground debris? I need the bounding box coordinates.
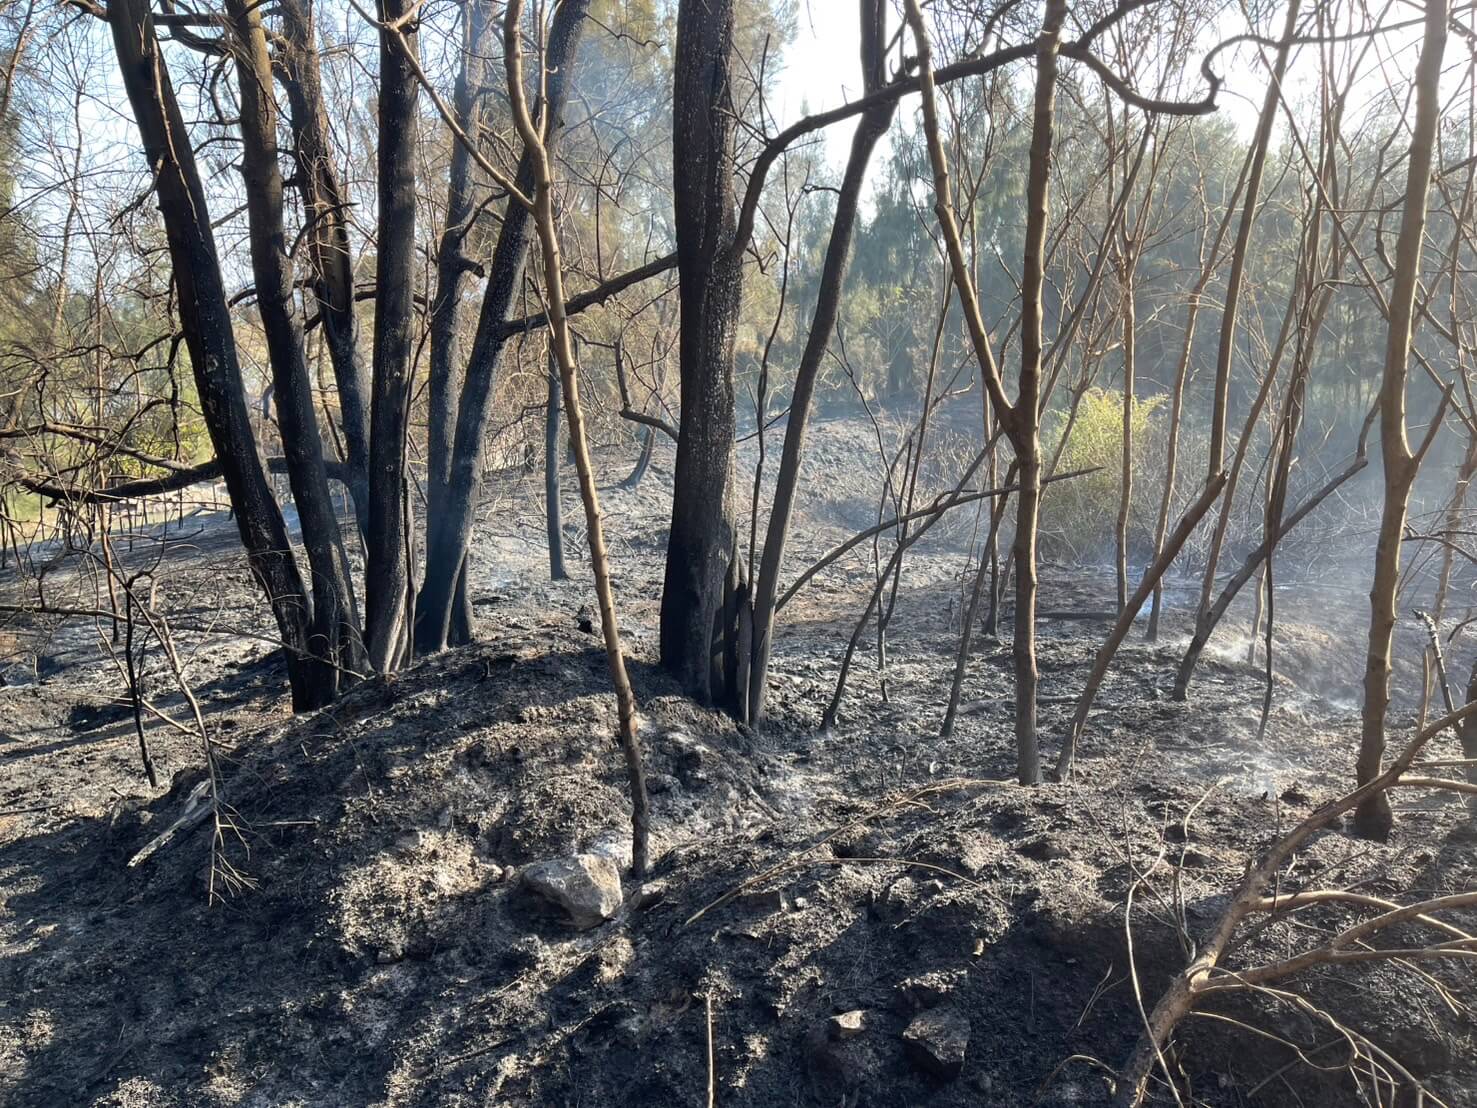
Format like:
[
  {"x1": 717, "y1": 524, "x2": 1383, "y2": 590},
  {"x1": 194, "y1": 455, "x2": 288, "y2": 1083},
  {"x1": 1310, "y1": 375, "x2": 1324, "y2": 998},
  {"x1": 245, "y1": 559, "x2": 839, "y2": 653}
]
[{"x1": 2, "y1": 419, "x2": 1473, "y2": 1107}]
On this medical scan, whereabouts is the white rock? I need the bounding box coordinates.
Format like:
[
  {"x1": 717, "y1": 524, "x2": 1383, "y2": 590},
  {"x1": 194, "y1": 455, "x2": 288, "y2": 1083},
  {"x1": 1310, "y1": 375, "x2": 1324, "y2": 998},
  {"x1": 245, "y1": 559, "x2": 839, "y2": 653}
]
[{"x1": 519, "y1": 853, "x2": 623, "y2": 930}]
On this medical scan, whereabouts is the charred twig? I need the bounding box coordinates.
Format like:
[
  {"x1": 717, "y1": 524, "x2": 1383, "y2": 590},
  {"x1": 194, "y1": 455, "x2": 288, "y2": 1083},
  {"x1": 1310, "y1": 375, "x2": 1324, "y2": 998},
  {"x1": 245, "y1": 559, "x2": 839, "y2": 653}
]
[
  {"x1": 1055, "y1": 472, "x2": 1227, "y2": 779},
  {"x1": 1115, "y1": 699, "x2": 1477, "y2": 1106},
  {"x1": 778, "y1": 465, "x2": 1097, "y2": 613}
]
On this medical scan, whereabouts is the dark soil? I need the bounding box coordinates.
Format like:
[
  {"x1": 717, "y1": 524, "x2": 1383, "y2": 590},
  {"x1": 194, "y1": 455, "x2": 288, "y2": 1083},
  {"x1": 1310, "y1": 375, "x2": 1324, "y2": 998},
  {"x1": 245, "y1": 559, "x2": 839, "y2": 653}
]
[{"x1": 2, "y1": 419, "x2": 1474, "y2": 1107}]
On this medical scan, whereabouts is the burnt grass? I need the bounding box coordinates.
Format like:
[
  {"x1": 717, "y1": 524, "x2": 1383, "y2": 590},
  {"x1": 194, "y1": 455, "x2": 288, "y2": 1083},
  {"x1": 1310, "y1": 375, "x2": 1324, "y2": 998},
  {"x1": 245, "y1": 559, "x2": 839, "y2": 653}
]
[{"x1": 2, "y1": 424, "x2": 1476, "y2": 1107}]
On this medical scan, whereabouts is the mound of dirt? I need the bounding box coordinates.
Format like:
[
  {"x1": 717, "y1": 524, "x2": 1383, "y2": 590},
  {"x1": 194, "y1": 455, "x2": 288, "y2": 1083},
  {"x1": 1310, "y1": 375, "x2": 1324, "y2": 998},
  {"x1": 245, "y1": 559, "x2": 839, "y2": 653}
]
[{"x1": 3, "y1": 602, "x2": 1476, "y2": 1107}]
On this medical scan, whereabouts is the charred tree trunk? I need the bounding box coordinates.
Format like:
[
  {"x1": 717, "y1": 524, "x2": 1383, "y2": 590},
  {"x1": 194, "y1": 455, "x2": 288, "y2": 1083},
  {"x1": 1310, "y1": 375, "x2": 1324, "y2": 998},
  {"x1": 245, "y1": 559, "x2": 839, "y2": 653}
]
[
  {"x1": 1255, "y1": 147, "x2": 1339, "y2": 721},
  {"x1": 417, "y1": 1, "x2": 589, "y2": 654},
  {"x1": 1145, "y1": 305, "x2": 1196, "y2": 641},
  {"x1": 620, "y1": 425, "x2": 655, "y2": 490},
  {"x1": 1175, "y1": 181, "x2": 1347, "y2": 698},
  {"x1": 279, "y1": 0, "x2": 372, "y2": 533},
  {"x1": 905, "y1": 0, "x2": 1063, "y2": 784},
  {"x1": 1433, "y1": 438, "x2": 1477, "y2": 627},
  {"x1": 1145, "y1": 152, "x2": 1251, "y2": 641},
  {"x1": 545, "y1": 349, "x2": 568, "y2": 581},
  {"x1": 426, "y1": 0, "x2": 491, "y2": 645},
  {"x1": 107, "y1": 0, "x2": 320, "y2": 708},
  {"x1": 746, "y1": 0, "x2": 892, "y2": 725},
  {"x1": 1462, "y1": 658, "x2": 1477, "y2": 814},
  {"x1": 365, "y1": 0, "x2": 420, "y2": 673},
  {"x1": 662, "y1": 0, "x2": 745, "y2": 712},
  {"x1": 1114, "y1": 245, "x2": 1135, "y2": 613},
  {"x1": 228, "y1": 0, "x2": 363, "y2": 698},
  {"x1": 1176, "y1": 0, "x2": 1300, "y2": 670},
  {"x1": 1205, "y1": 0, "x2": 1299, "y2": 477},
  {"x1": 1355, "y1": 0, "x2": 1447, "y2": 839}
]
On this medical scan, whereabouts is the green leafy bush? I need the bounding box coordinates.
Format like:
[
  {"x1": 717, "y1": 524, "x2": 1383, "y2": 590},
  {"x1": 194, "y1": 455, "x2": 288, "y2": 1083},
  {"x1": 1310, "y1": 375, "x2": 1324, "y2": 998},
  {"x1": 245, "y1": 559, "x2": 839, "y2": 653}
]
[{"x1": 1040, "y1": 387, "x2": 1172, "y2": 562}]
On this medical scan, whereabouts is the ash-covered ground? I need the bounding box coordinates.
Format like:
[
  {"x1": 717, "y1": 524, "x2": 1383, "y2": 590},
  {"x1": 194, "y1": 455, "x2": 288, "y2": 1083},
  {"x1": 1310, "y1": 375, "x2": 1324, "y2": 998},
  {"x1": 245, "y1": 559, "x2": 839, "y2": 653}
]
[{"x1": 2, "y1": 416, "x2": 1473, "y2": 1106}]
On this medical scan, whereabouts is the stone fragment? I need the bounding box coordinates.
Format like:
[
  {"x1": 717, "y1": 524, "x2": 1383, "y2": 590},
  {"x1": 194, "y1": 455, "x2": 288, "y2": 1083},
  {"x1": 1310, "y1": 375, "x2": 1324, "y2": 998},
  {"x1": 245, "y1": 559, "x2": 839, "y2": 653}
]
[
  {"x1": 519, "y1": 854, "x2": 622, "y2": 930},
  {"x1": 902, "y1": 1006, "x2": 970, "y2": 1080},
  {"x1": 828, "y1": 1009, "x2": 868, "y2": 1041}
]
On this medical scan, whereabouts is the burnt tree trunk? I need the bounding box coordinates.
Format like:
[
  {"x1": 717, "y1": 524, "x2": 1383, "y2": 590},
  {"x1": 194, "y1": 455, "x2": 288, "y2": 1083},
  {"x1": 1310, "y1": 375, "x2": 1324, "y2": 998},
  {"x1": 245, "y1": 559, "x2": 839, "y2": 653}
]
[
  {"x1": 107, "y1": 0, "x2": 321, "y2": 708},
  {"x1": 905, "y1": 0, "x2": 1062, "y2": 783},
  {"x1": 619, "y1": 425, "x2": 655, "y2": 490},
  {"x1": 1355, "y1": 0, "x2": 1447, "y2": 839},
  {"x1": 1144, "y1": 156, "x2": 1248, "y2": 640},
  {"x1": 545, "y1": 350, "x2": 569, "y2": 581},
  {"x1": 416, "y1": 0, "x2": 589, "y2": 654},
  {"x1": 228, "y1": 0, "x2": 363, "y2": 697},
  {"x1": 662, "y1": 0, "x2": 746, "y2": 711},
  {"x1": 1205, "y1": 0, "x2": 1299, "y2": 476},
  {"x1": 1178, "y1": 0, "x2": 1300, "y2": 672},
  {"x1": 425, "y1": 0, "x2": 492, "y2": 645},
  {"x1": 1174, "y1": 170, "x2": 1347, "y2": 698},
  {"x1": 1462, "y1": 658, "x2": 1477, "y2": 815},
  {"x1": 365, "y1": 0, "x2": 420, "y2": 672},
  {"x1": 279, "y1": 0, "x2": 372, "y2": 534},
  {"x1": 1007, "y1": 0, "x2": 1066, "y2": 785},
  {"x1": 745, "y1": 0, "x2": 892, "y2": 725},
  {"x1": 1114, "y1": 240, "x2": 1136, "y2": 614}
]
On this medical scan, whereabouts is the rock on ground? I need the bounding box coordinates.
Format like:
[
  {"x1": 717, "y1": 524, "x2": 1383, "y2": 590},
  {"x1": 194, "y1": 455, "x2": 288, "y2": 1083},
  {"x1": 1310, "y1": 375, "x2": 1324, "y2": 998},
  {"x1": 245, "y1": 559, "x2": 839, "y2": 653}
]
[
  {"x1": 519, "y1": 853, "x2": 623, "y2": 930},
  {"x1": 902, "y1": 1006, "x2": 971, "y2": 1081}
]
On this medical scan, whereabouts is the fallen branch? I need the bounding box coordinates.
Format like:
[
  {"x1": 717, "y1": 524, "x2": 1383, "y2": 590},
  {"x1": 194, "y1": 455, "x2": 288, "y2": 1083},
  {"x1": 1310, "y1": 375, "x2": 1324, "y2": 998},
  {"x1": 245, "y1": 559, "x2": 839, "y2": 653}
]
[
  {"x1": 17, "y1": 456, "x2": 351, "y2": 505},
  {"x1": 777, "y1": 465, "x2": 1098, "y2": 613},
  {"x1": 1115, "y1": 698, "x2": 1477, "y2": 1106},
  {"x1": 1054, "y1": 471, "x2": 1228, "y2": 779}
]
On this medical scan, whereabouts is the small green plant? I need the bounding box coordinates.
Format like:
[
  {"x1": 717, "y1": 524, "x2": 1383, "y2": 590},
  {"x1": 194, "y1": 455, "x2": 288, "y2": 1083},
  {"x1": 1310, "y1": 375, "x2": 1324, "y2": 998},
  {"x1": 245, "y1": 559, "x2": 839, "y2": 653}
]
[{"x1": 1041, "y1": 387, "x2": 1168, "y2": 561}]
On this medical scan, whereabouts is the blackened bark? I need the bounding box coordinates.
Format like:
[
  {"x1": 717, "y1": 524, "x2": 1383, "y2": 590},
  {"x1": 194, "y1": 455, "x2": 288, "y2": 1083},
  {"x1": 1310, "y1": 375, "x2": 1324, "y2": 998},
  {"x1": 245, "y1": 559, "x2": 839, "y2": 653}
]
[
  {"x1": 662, "y1": 0, "x2": 745, "y2": 710},
  {"x1": 1008, "y1": 0, "x2": 1066, "y2": 785},
  {"x1": 1205, "y1": 0, "x2": 1299, "y2": 476},
  {"x1": 1462, "y1": 658, "x2": 1477, "y2": 815},
  {"x1": 904, "y1": 0, "x2": 1056, "y2": 783},
  {"x1": 417, "y1": 1, "x2": 589, "y2": 654},
  {"x1": 1114, "y1": 246, "x2": 1135, "y2": 614},
  {"x1": 106, "y1": 0, "x2": 318, "y2": 708},
  {"x1": 228, "y1": 0, "x2": 363, "y2": 700},
  {"x1": 424, "y1": 0, "x2": 492, "y2": 646},
  {"x1": 278, "y1": 0, "x2": 372, "y2": 532},
  {"x1": 545, "y1": 351, "x2": 568, "y2": 580},
  {"x1": 24, "y1": 456, "x2": 355, "y2": 506},
  {"x1": 1179, "y1": 0, "x2": 1300, "y2": 659},
  {"x1": 619, "y1": 425, "x2": 655, "y2": 490},
  {"x1": 365, "y1": 0, "x2": 419, "y2": 672}
]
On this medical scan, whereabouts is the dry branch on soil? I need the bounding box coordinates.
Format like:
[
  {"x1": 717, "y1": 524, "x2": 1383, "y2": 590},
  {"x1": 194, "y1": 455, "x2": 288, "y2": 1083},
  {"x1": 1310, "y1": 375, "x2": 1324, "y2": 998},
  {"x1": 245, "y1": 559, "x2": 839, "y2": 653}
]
[{"x1": 1114, "y1": 700, "x2": 1477, "y2": 1107}]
